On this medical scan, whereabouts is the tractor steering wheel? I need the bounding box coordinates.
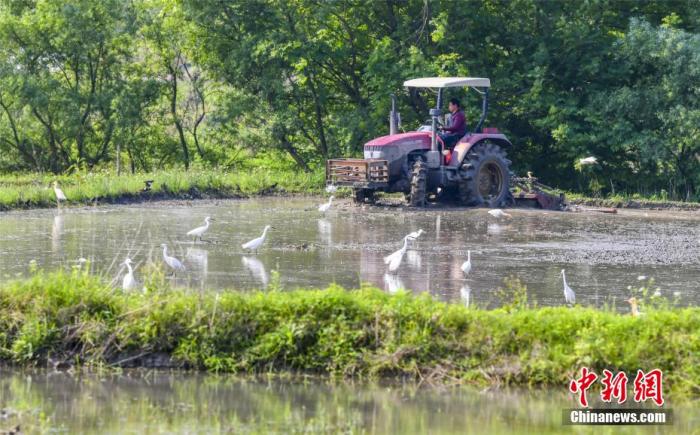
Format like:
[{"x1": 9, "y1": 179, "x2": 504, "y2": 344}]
[{"x1": 424, "y1": 118, "x2": 444, "y2": 128}]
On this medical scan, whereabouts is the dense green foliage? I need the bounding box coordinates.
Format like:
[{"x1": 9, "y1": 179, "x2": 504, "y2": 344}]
[
  {"x1": 1, "y1": 1, "x2": 700, "y2": 199},
  {"x1": 0, "y1": 270, "x2": 698, "y2": 395}
]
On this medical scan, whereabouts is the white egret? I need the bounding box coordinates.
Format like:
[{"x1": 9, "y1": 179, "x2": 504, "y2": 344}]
[
  {"x1": 187, "y1": 216, "x2": 214, "y2": 242},
  {"x1": 560, "y1": 269, "x2": 575, "y2": 305},
  {"x1": 325, "y1": 185, "x2": 338, "y2": 193},
  {"x1": 384, "y1": 236, "x2": 410, "y2": 273},
  {"x1": 579, "y1": 156, "x2": 598, "y2": 166},
  {"x1": 461, "y1": 250, "x2": 472, "y2": 275},
  {"x1": 53, "y1": 181, "x2": 67, "y2": 204},
  {"x1": 407, "y1": 229, "x2": 424, "y2": 240},
  {"x1": 318, "y1": 196, "x2": 334, "y2": 213},
  {"x1": 460, "y1": 284, "x2": 471, "y2": 308},
  {"x1": 242, "y1": 225, "x2": 272, "y2": 253},
  {"x1": 122, "y1": 258, "x2": 137, "y2": 291},
  {"x1": 161, "y1": 243, "x2": 185, "y2": 273},
  {"x1": 488, "y1": 209, "x2": 512, "y2": 219}
]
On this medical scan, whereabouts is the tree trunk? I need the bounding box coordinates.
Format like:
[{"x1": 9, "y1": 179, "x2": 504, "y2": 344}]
[
  {"x1": 168, "y1": 61, "x2": 190, "y2": 170},
  {"x1": 278, "y1": 130, "x2": 310, "y2": 172}
]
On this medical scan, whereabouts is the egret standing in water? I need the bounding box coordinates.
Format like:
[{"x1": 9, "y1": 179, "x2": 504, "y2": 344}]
[
  {"x1": 407, "y1": 229, "x2": 424, "y2": 240},
  {"x1": 560, "y1": 269, "x2": 576, "y2": 305},
  {"x1": 53, "y1": 181, "x2": 67, "y2": 206},
  {"x1": 318, "y1": 196, "x2": 334, "y2": 213},
  {"x1": 488, "y1": 209, "x2": 512, "y2": 219},
  {"x1": 461, "y1": 250, "x2": 472, "y2": 275},
  {"x1": 242, "y1": 225, "x2": 272, "y2": 253},
  {"x1": 122, "y1": 258, "x2": 137, "y2": 290},
  {"x1": 161, "y1": 244, "x2": 185, "y2": 274},
  {"x1": 187, "y1": 216, "x2": 213, "y2": 242},
  {"x1": 384, "y1": 236, "x2": 410, "y2": 273}
]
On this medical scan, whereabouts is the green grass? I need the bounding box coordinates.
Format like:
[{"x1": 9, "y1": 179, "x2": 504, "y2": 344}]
[
  {"x1": 0, "y1": 270, "x2": 698, "y2": 397},
  {"x1": 565, "y1": 191, "x2": 700, "y2": 209},
  {"x1": 0, "y1": 168, "x2": 326, "y2": 210}
]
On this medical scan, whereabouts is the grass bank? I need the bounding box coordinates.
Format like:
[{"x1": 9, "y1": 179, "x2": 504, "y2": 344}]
[
  {"x1": 566, "y1": 192, "x2": 700, "y2": 211},
  {"x1": 1, "y1": 168, "x2": 698, "y2": 212},
  {"x1": 0, "y1": 168, "x2": 325, "y2": 210},
  {"x1": 1, "y1": 271, "x2": 698, "y2": 396}
]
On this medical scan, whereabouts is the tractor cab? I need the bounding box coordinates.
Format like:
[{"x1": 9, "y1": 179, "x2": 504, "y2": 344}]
[{"x1": 402, "y1": 77, "x2": 494, "y2": 167}]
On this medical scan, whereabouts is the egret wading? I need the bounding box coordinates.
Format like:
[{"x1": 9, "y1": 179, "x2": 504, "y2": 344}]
[
  {"x1": 318, "y1": 196, "x2": 334, "y2": 213},
  {"x1": 122, "y1": 258, "x2": 137, "y2": 291},
  {"x1": 187, "y1": 216, "x2": 214, "y2": 242},
  {"x1": 407, "y1": 229, "x2": 424, "y2": 240},
  {"x1": 242, "y1": 225, "x2": 272, "y2": 253},
  {"x1": 161, "y1": 244, "x2": 185, "y2": 274},
  {"x1": 488, "y1": 209, "x2": 512, "y2": 219},
  {"x1": 561, "y1": 269, "x2": 576, "y2": 305},
  {"x1": 384, "y1": 236, "x2": 410, "y2": 273},
  {"x1": 461, "y1": 250, "x2": 472, "y2": 275},
  {"x1": 53, "y1": 181, "x2": 67, "y2": 206}
]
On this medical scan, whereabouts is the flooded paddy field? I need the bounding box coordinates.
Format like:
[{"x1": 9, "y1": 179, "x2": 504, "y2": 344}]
[
  {"x1": 0, "y1": 197, "x2": 698, "y2": 308},
  {"x1": 0, "y1": 369, "x2": 696, "y2": 434}
]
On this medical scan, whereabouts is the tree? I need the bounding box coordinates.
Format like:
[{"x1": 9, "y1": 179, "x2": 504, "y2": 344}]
[{"x1": 0, "y1": 0, "x2": 139, "y2": 172}]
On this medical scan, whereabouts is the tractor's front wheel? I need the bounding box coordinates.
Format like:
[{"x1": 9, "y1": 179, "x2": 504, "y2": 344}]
[
  {"x1": 458, "y1": 142, "x2": 511, "y2": 207},
  {"x1": 408, "y1": 158, "x2": 427, "y2": 207}
]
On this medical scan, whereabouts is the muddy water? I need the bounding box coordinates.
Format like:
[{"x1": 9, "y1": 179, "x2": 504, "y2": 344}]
[
  {"x1": 0, "y1": 198, "x2": 698, "y2": 307},
  {"x1": 0, "y1": 369, "x2": 695, "y2": 434}
]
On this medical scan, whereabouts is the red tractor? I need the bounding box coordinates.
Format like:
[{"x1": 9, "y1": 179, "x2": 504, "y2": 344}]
[{"x1": 327, "y1": 77, "x2": 514, "y2": 207}]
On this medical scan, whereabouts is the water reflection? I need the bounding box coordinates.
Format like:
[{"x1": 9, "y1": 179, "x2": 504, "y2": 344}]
[
  {"x1": 487, "y1": 222, "x2": 504, "y2": 236},
  {"x1": 383, "y1": 273, "x2": 403, "y2": 294},
  {"x1": 460, "y1": 283, "x2": 471, "y2": 308},
  {"x1": 0, "y1": 370, "x2": 693, "y2": 435},
  {"x1": 242, "y1": 256, "x2": 268, "y2": 288},
  {"x1": 317, "y1": 218, "x2": 332, "y2": 248},
  {"x1": 51, "y1": 213, "x2": 63, "y2": 255}
]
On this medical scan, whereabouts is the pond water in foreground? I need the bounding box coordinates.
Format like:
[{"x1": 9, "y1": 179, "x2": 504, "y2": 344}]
[
  {"x1": 0, "y1": 197, "x2": 699, "y2": 307},
  {"x1": 0, "y1": 369, "x2": 696, "y2": 434}
]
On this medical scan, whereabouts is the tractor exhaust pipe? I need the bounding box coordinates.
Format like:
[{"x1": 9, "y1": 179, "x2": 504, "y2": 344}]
[
  {"x1": 389, "y1": 94, "x2": 400, "y2": 135},
  {"x1": 430, "y1": 88, "x2": 443, "y2": 152}
]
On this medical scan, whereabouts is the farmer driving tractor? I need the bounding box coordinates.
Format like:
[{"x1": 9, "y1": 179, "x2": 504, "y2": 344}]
[{"x1": 439, "y1": 97, "x2": 466, "y2": 151}]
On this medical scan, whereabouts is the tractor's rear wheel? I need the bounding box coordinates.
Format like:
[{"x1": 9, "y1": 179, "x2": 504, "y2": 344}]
[
  {"x1": 408, "y1": 158, "x2": 427, "y2": 207},
  {"x1": 458, "y1": 142, "x2": 511, "y2": 207}
]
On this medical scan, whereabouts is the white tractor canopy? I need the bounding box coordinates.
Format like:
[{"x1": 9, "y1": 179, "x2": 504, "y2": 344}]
[{"x1": 403, "y1": 77, "x2": 490, "y2": 88}]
